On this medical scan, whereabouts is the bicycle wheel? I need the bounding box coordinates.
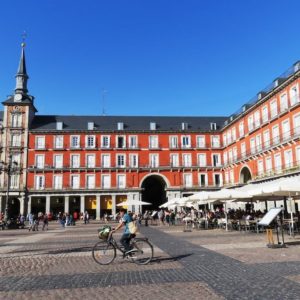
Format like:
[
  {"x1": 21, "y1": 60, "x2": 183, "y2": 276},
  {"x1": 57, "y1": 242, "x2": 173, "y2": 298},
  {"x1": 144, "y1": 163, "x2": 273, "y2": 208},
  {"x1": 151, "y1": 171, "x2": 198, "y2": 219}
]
[
  {"x1": 92, "y1": 240, "x2": 116, "y2": 265},
  {"x1": 130, "y1": 239, "x2": 153, "y2": 265}
]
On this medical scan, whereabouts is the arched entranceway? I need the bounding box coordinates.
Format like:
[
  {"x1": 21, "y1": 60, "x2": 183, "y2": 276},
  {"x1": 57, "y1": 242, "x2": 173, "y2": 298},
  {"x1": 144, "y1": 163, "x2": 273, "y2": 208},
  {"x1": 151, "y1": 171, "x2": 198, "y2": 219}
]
[
  {"x1": 240, "y1": 167, "x2": 252, "y2": 184},
  {"x1": 7, "y1": 197, "x2": 20, "y2": 218},
  {"x1": 141, "y1": 175, "x2": 167, "y2": 211}
]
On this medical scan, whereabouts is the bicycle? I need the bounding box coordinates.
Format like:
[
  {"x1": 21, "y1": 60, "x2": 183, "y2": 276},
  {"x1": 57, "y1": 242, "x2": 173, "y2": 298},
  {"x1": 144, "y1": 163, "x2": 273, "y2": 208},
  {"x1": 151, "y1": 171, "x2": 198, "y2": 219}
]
[{"x1": 92, "y1": 231, "x2": 153, "y2": 265}]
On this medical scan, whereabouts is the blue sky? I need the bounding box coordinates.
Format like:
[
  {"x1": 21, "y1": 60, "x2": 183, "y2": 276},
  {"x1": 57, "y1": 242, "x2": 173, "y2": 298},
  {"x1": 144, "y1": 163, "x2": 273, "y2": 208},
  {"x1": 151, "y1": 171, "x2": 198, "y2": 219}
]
[{"x1": 1, "y1": 0, "x2": 300, "y2": 117}]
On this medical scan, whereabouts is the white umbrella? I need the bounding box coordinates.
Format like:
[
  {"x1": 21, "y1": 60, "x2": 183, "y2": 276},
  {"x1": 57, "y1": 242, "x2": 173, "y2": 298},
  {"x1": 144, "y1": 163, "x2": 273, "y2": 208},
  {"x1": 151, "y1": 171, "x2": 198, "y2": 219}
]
[
  {"x1": 207, "y1": 188, "x2": 251, "y2": 201},
  {"x1": 159, "y1": 197, "x2": 186, "y2": 208},
  {"x1": 117, "y1": 200, "x2": 151, "y2": 206}
]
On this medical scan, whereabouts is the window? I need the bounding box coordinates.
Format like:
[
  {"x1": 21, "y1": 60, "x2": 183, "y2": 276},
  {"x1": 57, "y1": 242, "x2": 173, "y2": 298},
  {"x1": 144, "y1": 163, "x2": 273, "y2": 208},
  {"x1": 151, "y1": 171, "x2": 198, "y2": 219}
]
[
  {"x1": 266, "y1": 156, "x2": 272, "y2": 175},
  {"x1": 129, "y1": 136, "x2": 138, "y2": 148},
  {"x1": 199, "y1": 173, "x2": 207, "y2": 187},
  {"x1": 149, "y1": 136, "x2": 158, "y2": 149},
  {"x1": 197, "y1": 153, "x2": 206, "y2": 167},
  {"x1": 117, "y1": 174, "x2": 126, "y2": 188},
  {"x1": 232, "y1": 128, "x2": 236, "y2": 141},
  {"x1": 274, "y1": 153, "x2": 282, "y2": 173},
  {"x1": 223, "y1": 152, "x2": 228, "y2": 165},
  {"x1": 54, "y1": 136, "x2": 63, "y2": 149},
  {"x1": 293, "y1": 114, "x2": 300, "y2": 135},
  {"x1": 11, "y1": 153, "x2": 20, "y2": 166},
  {"x1": 257, "y1": 160, "x2": 264, "y2": 176},
  {"x1": 182, "y1": 136, "x2": 191, "y2": 148},
  {"x1": 86, "y1": 175, "x2": 95, "y2": 189},
  {"x1": 35, "y1": 155, "x2": 44, "y2": 169},
  {"x1": 241, "y1": 143, "x2": 246, "y2": 158},
  {"x1": 282, "y1": 119, "x2": 290, "y2": 140},
  {"x1": 117, "y1": 154, "x2": 126, "y2": 168},
  {"x1": 280, "y1": 93, "x2": 288, "y2": 112},
  {"x1": 54, "y1": 155, "x2": 63, "y2": 168},
  {"x1": 248, "y1": 115, "x2": 254, "y2": 131},
  {"x1": 86, "y1": 154, "x2": 95, "y2": 168},
  {"x1": 214, "y1": 173, "x2": 222, "y2": 186},
  {"x1": 86, "y1": 135, "x2": 95, "y2": 148},
  {"x1": 10, "y1": 174, "x2": 19, "y2": 189},
  {"x1": 56, "y1": 122, "x2": 63, "y2": 130},
  {"x1": 170, "y1": 154, "x2": 179, "y2": 167},
  {"x1": 233, "y1": 147, "x2": 237, "y2": 161},
  {"x1": 230, "y1": 170, "x2": 234, "y2": 184},
  {"x1": 169, "y1": 136, "x2": 178, "y2": 148},
  {"x1": 149, "y1": 154, "x2": 159, "y2": 167},
  {"x1": 183, "y1": 173, "x2": 192, "y2": 187},
  {"x1": 262, "y1": 106, "x2": 269, "y2": 123},
  {"x1": 270, "y1": 99, "x2": 278, "y2": 118},
  {"x1": 239, "y1": 122, "x2": 244, "y2": 137},
  {"x1": 182, "y1": 154, "x2": 192, "y2": 167},
  {"x1": 225, "y1": 172, "x2": 229, "y2": 184},
  {"x1": 11, "y1": 113, "x2": 22, "y2": 127},
  {"x1": 101, "y1": 136, "x2": 110, "y2": 148},
  {"x1": 70, "y1": 136, "x2": 80, "y2": 148},
  {"x1": 254, "y1": 111, "x2": 260, "y2": 128},
  {"x1": 196, "y1": 136, "x2": 205, "y2": 148},
  {"x1": 250, "y1": 138, "x2": 255, "y2": 154},
  {"x1": 117, "y1": 122, "x2": 124, "y2": 130},
  {"x1": 71, "y1": 175, "x2": 80, "y2": 189},
  {"x1": 212, "y1": 154, "x2": 221, "y2": 167},
  {"x1": 263, "y1": 130, "x2": 270, "y2": 148},
  {"x1": 150, "y1": 122, "x2": 156, "y2": 130},
  {"x1": 228, "y1": 149, "x2": 233, "y2": 163},
  {"x1": 71, "y1": 154, "x2": 80, "y2": 168},
  {"x1": 129, "y1": 154, "x2": 138, "y2": 168},
  {"x1": 296, "y1": 147, "x2": 300, "y2": 165},
  {"x1": 102, "y1": 154, "x2": 111, "y2": 168},
  {"x1": 272, "y1": 125, "x2": 280, "y2": 144},
  {"x1": 284, "y1": 149, "x2": 293, "y2": 168},
  {"x1": 35, "y1": 175, "x2": 45, "y2": 190},
  {"x1": 36, "y1": 136, "x2": 45, "y2": 149},
  {"x1": 256, "y1": 134, "x2": 262, "y2": 152},
  {"x1": 290, "y1": 85, "x2": 299, "y2": 106},
  {"x1": 53, "y1": 175, "x2": 63, "y2": 189},
  {"x1": 11, "y1": 134, "x2": 21, "y2": 147},
  {"x1": 211, "y1": 136, "x2": 220, "y2": 148},
  {"x1": 227, "y1": 130, "x2": 232, "y2": 144},
  {"x1": 117, "y1": 136, "x2": 126, "y2": 148},
  {"x1": 223, "y1": 134, "x2": 227, "y2": 147},
  {"x1": 88, "y1": 122, "x2": 94, "y2": 130},
  {"x1": 101, "y1": 175, "x2": 111, "y2": 188}
]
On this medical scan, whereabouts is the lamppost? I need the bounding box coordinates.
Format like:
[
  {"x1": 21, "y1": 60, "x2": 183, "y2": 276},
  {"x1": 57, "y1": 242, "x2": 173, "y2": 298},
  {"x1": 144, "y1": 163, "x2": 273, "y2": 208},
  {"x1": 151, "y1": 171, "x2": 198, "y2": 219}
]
[{"x1": 2, "y1": 155, "x2": 18, "y2": 222}]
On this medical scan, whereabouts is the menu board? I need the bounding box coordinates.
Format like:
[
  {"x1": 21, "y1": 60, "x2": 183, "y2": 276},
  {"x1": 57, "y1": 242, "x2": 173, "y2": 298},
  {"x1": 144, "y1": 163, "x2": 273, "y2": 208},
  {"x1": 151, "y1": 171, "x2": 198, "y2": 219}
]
[{"x1": 258, "y1": 207, "x2": 283, "y2": 226}]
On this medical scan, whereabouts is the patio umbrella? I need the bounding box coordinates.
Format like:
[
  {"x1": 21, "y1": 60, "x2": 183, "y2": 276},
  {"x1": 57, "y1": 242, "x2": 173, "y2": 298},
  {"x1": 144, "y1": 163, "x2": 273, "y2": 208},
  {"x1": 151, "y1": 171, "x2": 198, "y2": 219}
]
[{"x1": 116, "y1": 200, "x2": 151, "y2": 206}]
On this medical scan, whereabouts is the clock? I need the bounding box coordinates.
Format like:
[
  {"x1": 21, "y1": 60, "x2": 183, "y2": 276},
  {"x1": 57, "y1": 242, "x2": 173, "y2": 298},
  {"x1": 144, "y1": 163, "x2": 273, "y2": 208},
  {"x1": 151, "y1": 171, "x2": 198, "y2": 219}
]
[{"x1": 14, "y1": 94, "x2": 22, "y2": 102}]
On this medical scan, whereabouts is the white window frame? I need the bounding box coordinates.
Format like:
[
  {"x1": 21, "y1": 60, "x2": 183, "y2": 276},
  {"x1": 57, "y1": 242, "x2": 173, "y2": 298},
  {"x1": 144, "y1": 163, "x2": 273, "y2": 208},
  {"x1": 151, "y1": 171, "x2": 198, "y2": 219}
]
[
  {"x1": 70, "y1": 135, "x2": 80, "y2": 149},
  {"x1": 170, "y1": 153, "x2": 179, "y2": 167},
  {"x1": 116, "y1": 154, "x2": 126, "y2": 168},
  {"x1": 70, "y1": 154, "x2": 80, "y2": 168},
  {"x1": 239, "y1": 122, "x2": 244, "y2": 137},
  {"x1": 101, "y1": 174, "x2": 111, "y2": 189},
  {"x1": 11, "y1": 113, "x2": 22, "y2": 128},
  {"x1": 211, "y1": 135, "x2": 220, "y2": 148},
  {"x1": 129, "y1": 154, "x2": 138, "y2": 168},
  {"x1": 128, "y1": 135, "x2": 138, "y2": 149},
  {"x1": 284, "y1": 149, "x2": 293, "y2": 169},
  {"x1": 149, "y1": 153, "x2": 159, "y2": 167},
  {"x1": 182, "y1": 153, "x2": 192, "y2": 167},
  {"x1": 86, "y1": 174, "x2": 95, "y2": 189},
  {"x1": 35, "y1": 136, "x2": 45, "y2": 149},
  {"x1": 54, "y1": 135, "x2": 64, "y2": 149},
  {"x1": 86, "y1": 154, "x2": 96, "y2": 168},
  {"x1": 280, "y1": 93, "x2": 288, "y2": 112},
  {"x1": 35, "y1": 175, "x2": 45, "y2": 190},
  {"x1": 183, "y1": 173, "x2": 192, "y2": 187},
  {"x1": 270, "y1": 99, "x2": 278, "y2": 119},
  {"x1": 71, "y1": 175, "x2": 80, "y2": 189},
  {"x1": 149, "y1": 135, "x2": 159, "y2": 149},
  {"x1": 213, "y1": 173, "x2": 223, "y2": 187},
  {"x1": 212, "y1": 153, "x2": 221, "y2": 167},
  {"x1": 181, "y1": 135, "x2": 191, "y2": 148},
  {"x1": 101, "y1": 154, "x2": 111, "y2": 168},
  {"x1": 86, "y1": 135, "x2": 96, "y2": 148},
  {"x1": 198, "y1": 173, "x2": 208, "y2": 187},
  {"x1": 117, "y1": 174, "x2": 126, "y2": 188},
  {"x1": 169, "y1": 136, "x2": 178, "y2": 149},
  {"x1": 290, "y1": 84, "x2": 299, "y2": 106},
  {"x1": 116, "y1": 135, "x2": 126, "y2": 149},
  {"x1": 101, "y1": 135, "x2": 110, "y2": 148},
  {"x1": 35, "y1": 154, "x2": 45, "y2": 169},
  {"x1": 197, "y1": 153, "x2": 206, "y2": 167},
  {"x1": 53, "y1": 175, "x2": 63, "y2": 189},
  {"x1": 54, "y1": 154, "x2": 63, "y2": 169},
  {"x1": 262, "y1": 105, "x2": 269, "y2": 123}
]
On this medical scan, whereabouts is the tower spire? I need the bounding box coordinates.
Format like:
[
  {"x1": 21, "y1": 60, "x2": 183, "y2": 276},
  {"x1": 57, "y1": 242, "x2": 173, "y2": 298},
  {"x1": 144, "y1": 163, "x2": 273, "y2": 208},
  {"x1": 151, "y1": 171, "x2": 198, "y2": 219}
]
[{"x1": 15, "y1": 41, "x2": 29, "y2": 95}]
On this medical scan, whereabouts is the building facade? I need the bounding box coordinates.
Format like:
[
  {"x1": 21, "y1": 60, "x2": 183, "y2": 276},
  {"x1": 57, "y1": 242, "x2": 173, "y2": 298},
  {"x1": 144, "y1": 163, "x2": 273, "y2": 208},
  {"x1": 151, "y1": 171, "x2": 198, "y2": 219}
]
[{"x1": 1, "y1": 44, "x2": 300, "y2": 218}]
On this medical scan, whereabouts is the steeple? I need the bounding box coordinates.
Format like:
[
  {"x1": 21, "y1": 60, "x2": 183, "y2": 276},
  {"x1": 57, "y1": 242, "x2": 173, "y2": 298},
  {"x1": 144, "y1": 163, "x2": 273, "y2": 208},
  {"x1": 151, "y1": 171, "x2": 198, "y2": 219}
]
[{"x1": 15, "y1": 42, "x2": 29, "y2": 95}]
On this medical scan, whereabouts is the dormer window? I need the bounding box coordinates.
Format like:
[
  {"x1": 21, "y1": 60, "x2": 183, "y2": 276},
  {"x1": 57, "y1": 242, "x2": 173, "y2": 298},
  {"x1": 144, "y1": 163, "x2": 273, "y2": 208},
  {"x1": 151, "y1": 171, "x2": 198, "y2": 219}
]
[
  {"x1": 56, "y1": 122, "x2": 63, "y2": 130},
  {"x1": 181, "y1": 122, "x2": 188, "y2": 130},
  {"x1": 150, "y1": 122, "x2": 156, "y2": 130},
  {"x1": 117, "y1": 122, "x2": 124, "y2": 130},
  {"x1": 88, "y1": 122, "x2": 94, "y2": 130},
  {"x1": 210, "y1": 123, "x2": 217, "y2": 131}
]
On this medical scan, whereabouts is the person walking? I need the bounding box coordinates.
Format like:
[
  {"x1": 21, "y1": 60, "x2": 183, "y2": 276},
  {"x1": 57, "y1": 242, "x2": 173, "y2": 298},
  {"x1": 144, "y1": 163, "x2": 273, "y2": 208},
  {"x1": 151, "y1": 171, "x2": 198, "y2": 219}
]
[{"x1": 42, "y1": 214, "x2": 48, "y2": 231}]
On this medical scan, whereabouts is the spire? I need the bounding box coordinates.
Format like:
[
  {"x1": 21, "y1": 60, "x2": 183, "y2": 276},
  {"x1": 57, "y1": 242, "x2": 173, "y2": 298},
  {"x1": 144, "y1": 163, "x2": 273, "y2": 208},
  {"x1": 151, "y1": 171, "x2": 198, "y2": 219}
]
[{"x1": 15, "y1": 42, "x2": 29, "y2": 95}]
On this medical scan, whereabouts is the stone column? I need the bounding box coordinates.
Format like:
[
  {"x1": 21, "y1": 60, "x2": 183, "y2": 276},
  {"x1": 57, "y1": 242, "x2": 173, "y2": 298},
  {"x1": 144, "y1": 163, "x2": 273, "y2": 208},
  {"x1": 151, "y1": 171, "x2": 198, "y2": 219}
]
[
  {"x1": 28, "y1": 196, "x2": 32, "y2": 214},
  {"x1": 112, "y1": 195, "x2": 116, "y2": 217},
  {"x1": 19, "y1": 196, "x2": 25, "y2": 215},
  {"x1": 46, "y1": 195, "x2": 51, "y2": 214},
  {"x1": 64, "y1": 196, "x2": 69, "y2": 213},
  {"x1": 96, "y1": 195, "x2": 101, "y2": 220},
  {"x1": 80, "y1": 195, "x2": 85, "y2": 213}
]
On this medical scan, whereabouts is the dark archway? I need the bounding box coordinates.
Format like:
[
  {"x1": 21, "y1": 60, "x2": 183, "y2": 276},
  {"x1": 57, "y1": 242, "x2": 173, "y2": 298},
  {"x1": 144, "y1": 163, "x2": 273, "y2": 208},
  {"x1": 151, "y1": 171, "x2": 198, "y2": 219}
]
[
  {"x1": 7, "y1": 197, "x2": 20, "y2": 218},
  {"x1": 141, "y1": 175, "x2": 167, "y2": 211},
  {"x1": 240, "y1": 167, "x2": 252, "y2": 184}
]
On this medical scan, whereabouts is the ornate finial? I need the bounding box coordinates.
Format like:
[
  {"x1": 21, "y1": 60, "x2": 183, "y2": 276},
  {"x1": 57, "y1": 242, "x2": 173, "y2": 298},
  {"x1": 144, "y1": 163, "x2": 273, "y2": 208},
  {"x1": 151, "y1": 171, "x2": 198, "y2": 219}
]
[{"x1": 21, "y1": 31, "x2": 27, "y2": 48}]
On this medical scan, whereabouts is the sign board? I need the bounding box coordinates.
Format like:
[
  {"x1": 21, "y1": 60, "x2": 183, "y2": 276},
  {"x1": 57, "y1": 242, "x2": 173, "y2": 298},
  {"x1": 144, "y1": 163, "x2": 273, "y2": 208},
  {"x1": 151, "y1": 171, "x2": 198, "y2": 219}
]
[{"x1": 258, "y1": 207, "x2": 283, "y2": 226}]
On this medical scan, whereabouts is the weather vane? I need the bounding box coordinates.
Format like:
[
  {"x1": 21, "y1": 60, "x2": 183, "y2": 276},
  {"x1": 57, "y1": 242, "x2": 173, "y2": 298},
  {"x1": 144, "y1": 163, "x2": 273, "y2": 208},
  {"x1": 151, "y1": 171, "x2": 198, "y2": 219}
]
[{"x1": 21, "y1": 31, "x2": 27, "y2": 47}]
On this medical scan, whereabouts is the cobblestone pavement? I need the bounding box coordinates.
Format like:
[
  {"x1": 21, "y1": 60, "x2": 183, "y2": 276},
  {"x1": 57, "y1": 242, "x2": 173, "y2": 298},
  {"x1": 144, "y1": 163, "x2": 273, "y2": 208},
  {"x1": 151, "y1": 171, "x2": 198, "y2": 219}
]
[{"x1": 1, "y1": 222, "x2": 300, "y2": 299}]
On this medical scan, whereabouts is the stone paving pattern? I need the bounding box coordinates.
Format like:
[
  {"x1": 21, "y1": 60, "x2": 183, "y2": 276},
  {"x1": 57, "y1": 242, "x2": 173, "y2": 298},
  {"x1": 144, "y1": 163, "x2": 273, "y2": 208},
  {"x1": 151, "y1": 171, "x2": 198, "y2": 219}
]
[{"x1": 1, "y1": 222, "x2": 300, "y2": 299}]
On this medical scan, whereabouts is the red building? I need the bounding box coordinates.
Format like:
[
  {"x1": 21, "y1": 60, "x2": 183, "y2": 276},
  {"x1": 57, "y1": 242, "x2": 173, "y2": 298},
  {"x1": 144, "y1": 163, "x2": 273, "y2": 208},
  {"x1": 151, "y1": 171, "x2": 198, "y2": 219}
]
[{"x1": 1, "y1": 44, "x2": 300, "y2": 218}]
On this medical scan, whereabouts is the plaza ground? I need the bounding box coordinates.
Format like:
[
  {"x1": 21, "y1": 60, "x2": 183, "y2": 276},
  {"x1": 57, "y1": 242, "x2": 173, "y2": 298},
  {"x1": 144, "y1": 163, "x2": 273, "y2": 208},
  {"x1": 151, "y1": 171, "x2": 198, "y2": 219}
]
[{"x1": 1, "y1": 222, "x2": 300, "y2": 299}]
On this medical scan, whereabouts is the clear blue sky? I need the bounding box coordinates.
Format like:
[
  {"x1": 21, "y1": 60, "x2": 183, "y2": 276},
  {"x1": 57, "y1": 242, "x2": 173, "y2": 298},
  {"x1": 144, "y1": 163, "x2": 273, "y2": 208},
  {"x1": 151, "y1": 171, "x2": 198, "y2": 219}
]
[{"x1": 1, "y1": 0, "x2": 300, "y2": 117}]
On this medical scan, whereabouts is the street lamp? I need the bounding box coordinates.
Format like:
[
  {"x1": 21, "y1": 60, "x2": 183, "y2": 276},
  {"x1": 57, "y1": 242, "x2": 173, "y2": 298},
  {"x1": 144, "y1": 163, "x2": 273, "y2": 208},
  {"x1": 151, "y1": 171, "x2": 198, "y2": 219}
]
[{"x1": 2, "y1": 155, "x2": 18, "y2": 222}]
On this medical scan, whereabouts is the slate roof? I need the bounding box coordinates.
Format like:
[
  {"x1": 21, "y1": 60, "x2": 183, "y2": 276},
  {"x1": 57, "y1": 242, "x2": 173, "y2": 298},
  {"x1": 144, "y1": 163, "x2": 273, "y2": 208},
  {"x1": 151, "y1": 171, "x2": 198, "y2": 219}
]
[{"x1": 30, "y1": 115, "x2": 228, "y2": 132}]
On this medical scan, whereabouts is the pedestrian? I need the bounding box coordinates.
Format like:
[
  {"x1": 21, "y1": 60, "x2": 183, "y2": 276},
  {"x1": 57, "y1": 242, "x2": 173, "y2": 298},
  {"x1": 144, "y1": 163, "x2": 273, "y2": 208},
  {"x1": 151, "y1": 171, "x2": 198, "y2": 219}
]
[{"x1": 42, "y1": 214, "x2": 48, "y2": 231}]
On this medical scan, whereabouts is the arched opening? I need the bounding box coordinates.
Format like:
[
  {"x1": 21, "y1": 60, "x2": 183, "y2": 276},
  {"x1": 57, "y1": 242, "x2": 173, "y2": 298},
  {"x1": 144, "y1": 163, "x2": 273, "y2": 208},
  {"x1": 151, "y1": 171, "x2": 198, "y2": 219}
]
[
  {"x1": 141, "y1": 175, "x2": 166, "y2": 211},
  {"x1": 31, "y1": 197, "x2": 46, "y2": 215},
  {"x1": 240, "y1": 167, "x2": 252, "y2": 184},
  {"x1": 7, "y1": 197, "x2": 20, "y2": 218}
]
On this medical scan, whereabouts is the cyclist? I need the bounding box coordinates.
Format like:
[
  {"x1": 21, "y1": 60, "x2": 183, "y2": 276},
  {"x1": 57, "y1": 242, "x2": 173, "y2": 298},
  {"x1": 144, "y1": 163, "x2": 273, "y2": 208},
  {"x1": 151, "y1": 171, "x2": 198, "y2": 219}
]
[{"x1": 112, "y1": 208, "x2": 133, "y2": 254}]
